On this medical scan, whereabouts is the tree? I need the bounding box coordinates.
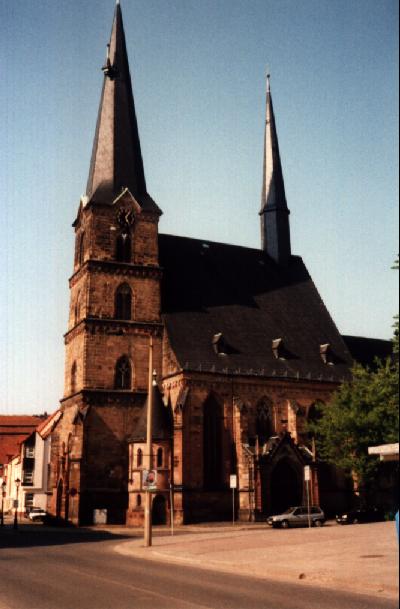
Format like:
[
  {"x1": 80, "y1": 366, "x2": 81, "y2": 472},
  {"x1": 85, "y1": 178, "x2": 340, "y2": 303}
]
[{"x1": 309, "y1": 260, "x2": 399, "y2": 504}]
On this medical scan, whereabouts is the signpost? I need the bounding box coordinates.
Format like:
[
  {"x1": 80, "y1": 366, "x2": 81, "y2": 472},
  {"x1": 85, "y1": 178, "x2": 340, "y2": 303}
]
[
  {"x1": 169, "y1": 482, "x2": 174, "y2": 536},
  {"x1": 304, "y1": 466, "x2": 311, "y2": 528},
  {"x1": 230, "y1": 474, "x2": 237, "y2": 525},
  {"x1": 144, "y1": 336, "x2": 156, "y2": 548}
]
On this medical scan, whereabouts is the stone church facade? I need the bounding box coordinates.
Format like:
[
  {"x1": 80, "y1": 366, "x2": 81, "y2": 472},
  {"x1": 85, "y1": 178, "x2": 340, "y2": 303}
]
[{"x1": 48, "y1": 3, "x2": 355, "y2": 526}]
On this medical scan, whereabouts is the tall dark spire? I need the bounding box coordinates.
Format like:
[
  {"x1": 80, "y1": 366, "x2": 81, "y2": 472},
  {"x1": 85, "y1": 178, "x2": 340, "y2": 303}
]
[
  {"x1": 86, "y1": 2, "x2": 149, "y2": 205},
  {"x1": 260, "y1": 75, "x2": 291, "y2": 265}
]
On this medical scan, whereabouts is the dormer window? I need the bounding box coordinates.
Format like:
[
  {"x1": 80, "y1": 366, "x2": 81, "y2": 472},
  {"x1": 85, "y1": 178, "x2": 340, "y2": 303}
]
[
  {"x1": 212, "y1": 333, "x2": 227, "y2": 356},
  {"x1": 272, "y1": 338, "x2": 285, "y2": 360},
  {"x1": 320, "y1": 343, "x2": 334, "y2": 365}
]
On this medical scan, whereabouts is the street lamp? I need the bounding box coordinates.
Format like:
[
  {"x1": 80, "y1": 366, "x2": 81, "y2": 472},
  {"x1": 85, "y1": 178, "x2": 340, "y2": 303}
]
[
  {"x1": 13, "y1": 478, "x2": 21, "y2": 530},
  {"x1": 1, "y1": 480, "x2": 6, "y2": 527}
]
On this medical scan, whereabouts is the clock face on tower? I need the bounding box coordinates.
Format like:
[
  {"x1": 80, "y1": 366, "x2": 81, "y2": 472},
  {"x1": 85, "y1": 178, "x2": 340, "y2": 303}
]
[{"x1": 116, "y1": 207, "x2": 135, "y2": 228}]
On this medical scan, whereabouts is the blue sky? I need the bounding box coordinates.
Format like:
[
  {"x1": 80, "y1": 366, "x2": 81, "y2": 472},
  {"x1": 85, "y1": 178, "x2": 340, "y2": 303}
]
[{"x1": 0, "y1": 0, "x2": 398, "y2": 414}]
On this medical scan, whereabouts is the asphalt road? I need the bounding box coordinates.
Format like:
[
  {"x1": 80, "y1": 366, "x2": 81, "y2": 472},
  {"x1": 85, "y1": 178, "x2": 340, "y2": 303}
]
[{"x1": 0, "y1": 528, "x2": 398, "y2": 609}]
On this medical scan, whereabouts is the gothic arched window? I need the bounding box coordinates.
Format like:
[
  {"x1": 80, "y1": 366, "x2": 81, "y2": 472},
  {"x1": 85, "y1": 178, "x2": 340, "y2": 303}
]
[
  {"x1": 137, "y1": 448, "x2": 143, "y2": 467},
  {"x1": 115, "y1": 283, "x2": 132, "y2": 320},
  {"x1": 77, "y1": 232, "x2": 85, "y2": 266},
  {"x1": 74, "y1": 291, "x2": 81, "y2": 325},
  {"x1": 157, "y1": 448, "x2": 163, "y2": 468},
  {"x1": 256, "y1": 398, "x2": 273, "y2": 444},
  {"x1": 116, "y1": 231, "x2": 131, "y2": 263},
  {"x1": 114, "y1": 356, "x2": 132, "y2": 390},
  {"x1": 74, "y1": 232, "x2": 85, "y2": 267},
  {"x1": 70, "y1": 362, "x2": 77, "y2": 394},
  {"x1": 203, "y1": 394, "x2": 223, "y2": 490}
]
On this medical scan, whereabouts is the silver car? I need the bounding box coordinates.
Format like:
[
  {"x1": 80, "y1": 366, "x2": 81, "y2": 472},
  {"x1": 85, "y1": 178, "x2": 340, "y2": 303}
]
[{"x1": 267, "y1": 506, "x2": 325, "y2": 528}]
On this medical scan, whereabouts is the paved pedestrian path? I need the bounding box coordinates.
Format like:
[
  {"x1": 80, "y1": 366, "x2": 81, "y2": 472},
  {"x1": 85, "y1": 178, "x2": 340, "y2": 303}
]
[{"x1": 115, "y1": 521, "x2": 399, "y2": 601}]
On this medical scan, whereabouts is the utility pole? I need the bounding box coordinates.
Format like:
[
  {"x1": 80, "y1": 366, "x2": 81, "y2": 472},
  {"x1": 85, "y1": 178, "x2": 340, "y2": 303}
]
[{"x1": 144, "y1": 336, "x2": 154, "y2": 547}]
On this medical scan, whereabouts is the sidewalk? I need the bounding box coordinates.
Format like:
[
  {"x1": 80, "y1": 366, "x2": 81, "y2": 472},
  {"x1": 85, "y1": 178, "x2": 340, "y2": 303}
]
[{"x1": 115, "y1": 521, "x2": 399, "y2": 601}]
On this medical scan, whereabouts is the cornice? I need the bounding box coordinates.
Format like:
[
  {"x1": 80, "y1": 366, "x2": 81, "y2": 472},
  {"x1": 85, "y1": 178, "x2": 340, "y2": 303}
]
[
  {"x1": 64, "y1": 317, "x2": 163, "y2": 343},
  {"x1": 69, "y1": 259, "x2": 162, "y2": 287},
  {"x1": 60, "y1": 388, "x2": 147, "y2": 406},
  {"x1": 162, "y1": 368, "x2": 340, "y2": 392}
]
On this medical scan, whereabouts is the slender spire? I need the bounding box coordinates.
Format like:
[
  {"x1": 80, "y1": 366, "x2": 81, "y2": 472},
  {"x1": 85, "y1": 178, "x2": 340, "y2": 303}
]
[
  {"x1": 260, "y1": 74, "x2": 291, "y2": 265},
  {"x1": 86, "y1": 2, "x2": 148, "y2": 204}
]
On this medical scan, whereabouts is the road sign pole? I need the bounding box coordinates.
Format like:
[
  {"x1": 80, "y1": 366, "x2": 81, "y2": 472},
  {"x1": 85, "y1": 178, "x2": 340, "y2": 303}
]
[
  {"x1": 170, "y1": 483, "x2": 174, "y2": 536},
  {"x1": 304, "y1": 466, "x2": 311, "y2": 528},
  {"x1": 230, "y1": 475, "x2": 237, "y2": 526},
  {"x1": 144, "y1": 336, "x2": 154, "y2": 548}
]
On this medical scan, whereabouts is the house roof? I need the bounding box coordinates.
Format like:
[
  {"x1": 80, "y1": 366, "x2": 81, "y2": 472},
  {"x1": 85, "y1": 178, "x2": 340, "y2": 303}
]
[
  {"x1": 159, "y1": 234, "x2": 353, "y2": 383},
  {"x1": 129, "y1": 387, "x2": 173, "y2": 442},
  {"x1": 0, "y1": 416, "x2": 43, "y2": 465},
  {"x1": 37, "y1": 410, "x2": 62, "y2": 439},
  {"x1": 342, "y1": 335, "x2": 393, "y2": 369}
]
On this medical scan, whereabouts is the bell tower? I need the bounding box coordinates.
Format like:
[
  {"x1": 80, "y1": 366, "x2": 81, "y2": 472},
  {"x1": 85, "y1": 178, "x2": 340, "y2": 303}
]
[{"x1": 51, "y1": 2, "x2": 163, "y2": 525}]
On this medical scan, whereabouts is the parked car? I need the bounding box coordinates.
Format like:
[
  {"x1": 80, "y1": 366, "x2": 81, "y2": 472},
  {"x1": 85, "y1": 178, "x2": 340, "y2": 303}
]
[
  {"x1": 336, "y1": 507, "x2": 385, "y2": 525},
  {"x1": 267, "y1": 506, "x2": 325, "y2": 528},
  {"x1": 28, "y1": 507, "x2": 47, "y2": 522}
]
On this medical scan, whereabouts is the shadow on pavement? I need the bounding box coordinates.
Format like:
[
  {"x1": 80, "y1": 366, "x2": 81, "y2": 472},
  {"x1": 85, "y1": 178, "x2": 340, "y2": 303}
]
[{"x1": 0, "y1": 524, "x2": 133, "y2": 549}]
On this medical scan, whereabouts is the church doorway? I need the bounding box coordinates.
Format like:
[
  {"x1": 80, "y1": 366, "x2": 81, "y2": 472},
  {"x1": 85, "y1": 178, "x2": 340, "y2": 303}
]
[
  {"x1": 152, "y1": 494, "x2": 167, "y2": 525},
  {"x1": 270, "y1": 460, "x2": 302, "y2": 514}
]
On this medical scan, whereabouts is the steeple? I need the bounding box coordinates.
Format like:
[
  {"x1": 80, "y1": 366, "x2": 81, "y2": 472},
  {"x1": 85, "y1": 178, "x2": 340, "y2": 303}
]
[
  {"x1": 86, "y1": 2, "x2": 152, "y2": 207},
  {"x1": 260, "y1": 75, "x2": 291, "y2": 265}
]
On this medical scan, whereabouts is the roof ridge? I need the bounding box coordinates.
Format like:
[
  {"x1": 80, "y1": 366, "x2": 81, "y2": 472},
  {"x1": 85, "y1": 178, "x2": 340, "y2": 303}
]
[{"x1": 159, "y1": 233, "x2": 302, "y2": 258}]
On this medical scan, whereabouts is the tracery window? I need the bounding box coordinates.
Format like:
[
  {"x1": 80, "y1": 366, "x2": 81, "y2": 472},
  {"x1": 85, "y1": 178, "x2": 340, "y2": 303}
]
[
  {"x1": 74, "y1": 291, "x2": 81, "y2": 325},
  {"x1": 71, "y1": 361, "x2": 77, "y2": 394},
  {"x1": 114, "y1": 356, "x2": 132, "y2": 390},
  {"x1": 115, "y1": 283, "x2": 132, "y2": 320},
  {"x1": 203, "y1": 394, "x2": 223, "y2": 490},
  {"x1": 256, "y1": 398, "x2": 273, "y2": 444},
  {"x1": 116, "y1": 231, "x2": 131, "y2": 263},
  {"x1": 75, "y1": 232, "x2": 85, "y2": 267}
]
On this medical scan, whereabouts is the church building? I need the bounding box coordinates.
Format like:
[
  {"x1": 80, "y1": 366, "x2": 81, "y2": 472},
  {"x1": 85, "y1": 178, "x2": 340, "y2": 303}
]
[{"x1": 48, "y1": 3, "x2": 355, "y2": 526}]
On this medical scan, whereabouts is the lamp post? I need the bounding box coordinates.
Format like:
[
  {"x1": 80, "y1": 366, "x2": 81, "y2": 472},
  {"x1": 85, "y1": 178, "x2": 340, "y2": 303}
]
[
  {"x1": 13, "y1": 478, "x2": 21, "y2": 530},
  {"x1": 1, "y1": 480, "x2": 6, "y2": 527}
]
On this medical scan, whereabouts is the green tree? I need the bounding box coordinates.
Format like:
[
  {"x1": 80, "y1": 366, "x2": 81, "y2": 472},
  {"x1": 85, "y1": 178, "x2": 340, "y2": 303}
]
[{"x1": 310, "y1": 259, "x2": 399, "y2": 504}]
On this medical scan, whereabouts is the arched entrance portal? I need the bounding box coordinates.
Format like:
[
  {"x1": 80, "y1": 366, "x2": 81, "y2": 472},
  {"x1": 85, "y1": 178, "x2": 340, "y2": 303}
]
[
  {"x1": 270, "y1": 460, "x2": 302, "y2": 514},
  {"x1": 152, "y1": 495, "x2": 167, "y2": 525}
]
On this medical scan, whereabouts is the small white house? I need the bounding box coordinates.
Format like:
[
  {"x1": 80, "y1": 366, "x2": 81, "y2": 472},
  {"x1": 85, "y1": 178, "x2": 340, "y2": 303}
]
[{"x1": 5, "y1": 411, "x2": 61, "y2": 515}]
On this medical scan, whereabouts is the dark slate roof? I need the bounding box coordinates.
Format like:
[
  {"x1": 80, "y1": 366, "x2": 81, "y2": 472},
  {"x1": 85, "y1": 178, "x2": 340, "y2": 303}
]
[
  {"x1": 85, "y1": 3, "x2": 160, "y2": 214},
  {"x1": 261, "y1": 79, "x2": 288, "y2": 214},
  {"x1": 342, "y1": 335, "x2": 393, "y2": 369},
  {"x1": 158, "y1": 234, "x2": 353, "y2": 383},
  {"x1": 129, "y1": 387, "x2": 173, "y2": 442}
]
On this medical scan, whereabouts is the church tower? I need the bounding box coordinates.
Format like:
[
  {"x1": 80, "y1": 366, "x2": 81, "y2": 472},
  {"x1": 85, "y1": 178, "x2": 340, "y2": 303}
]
[
  {"x1": 260, "y1": 75, "x2": 291, "y2": 265},
  {"x1": 51, "y1": 2, "x2": 163, "y2": 525}
]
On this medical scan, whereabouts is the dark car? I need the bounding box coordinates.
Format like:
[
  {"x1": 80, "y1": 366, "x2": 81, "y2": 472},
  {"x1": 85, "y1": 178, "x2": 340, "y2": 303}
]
[{"x1": 336, "y1": 507, "x2": 385, "y2": 525}]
